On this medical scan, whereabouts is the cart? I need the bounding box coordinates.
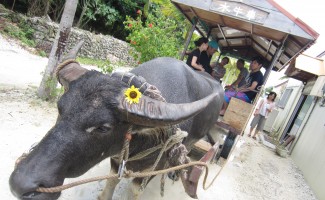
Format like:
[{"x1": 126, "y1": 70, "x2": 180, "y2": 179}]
[{"x1": 171, "y1": 0, "x2": 319, "y2": 197}]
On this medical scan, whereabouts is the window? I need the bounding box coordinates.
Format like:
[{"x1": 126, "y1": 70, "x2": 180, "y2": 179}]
[{"x1": 277, "y1": 88, "x2": 293, "y2": 108}]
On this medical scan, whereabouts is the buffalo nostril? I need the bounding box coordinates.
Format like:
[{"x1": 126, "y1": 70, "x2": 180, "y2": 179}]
[
  {"x1": 10, "y1": 169, "x2": 63, "y2": 200},
  {"x1": 9, "y1": 169, "x2": 40, "y2": 198}
]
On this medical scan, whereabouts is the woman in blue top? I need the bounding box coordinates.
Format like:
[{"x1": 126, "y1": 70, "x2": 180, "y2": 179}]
[{"x1": 186, "y1": 37, "x2": 209, "y2": 72}]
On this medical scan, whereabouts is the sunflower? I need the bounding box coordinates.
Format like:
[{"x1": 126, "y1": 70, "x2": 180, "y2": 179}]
[{"x1": 124, "y1": 85, "x2": 142, "y2": 104}]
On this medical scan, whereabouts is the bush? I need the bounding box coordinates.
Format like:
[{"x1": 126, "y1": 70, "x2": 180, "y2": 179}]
[
  {"x1": 2, "y1": 18, "x2": 35, "y2": 47},
  {"x1": 124, "y1": 9, "x2": 183, "y2": 63}
]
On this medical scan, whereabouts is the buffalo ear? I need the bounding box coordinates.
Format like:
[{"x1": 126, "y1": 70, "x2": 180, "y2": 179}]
[{"x1": 57, "y1": 64, "x2": 88, "y2": 89}]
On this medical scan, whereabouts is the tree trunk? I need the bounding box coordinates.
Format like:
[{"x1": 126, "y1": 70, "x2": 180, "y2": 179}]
[
  {"x1": 38, "y1": 0, "x2": 78, "y2": 100},
  {"x1": 11, "y1": 0, "x2": 16, "y2": 10},
  {"x1": 43, "y1": 0, "x2": 51, "y2": 17},
  {"x1": 76, "y1": 0, "x2": 89, "y2": 28}
]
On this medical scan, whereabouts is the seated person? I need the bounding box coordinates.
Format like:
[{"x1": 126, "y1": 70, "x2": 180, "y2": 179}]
[
  {"x1": 186, "y1": 37, "x2": 209, "y2": 71},
  {"x1": 225, "y1": 58, "x2": 249, "y2": 90},
  {"x1": 220, "y1": 56, "x2": 264, "y2": 116},
  {"x1": 211, "y1": 56, "x2": 229, "y2": 82},
  {"x1": 199, "y1": 41, "x2": 219, "y2": 75}
]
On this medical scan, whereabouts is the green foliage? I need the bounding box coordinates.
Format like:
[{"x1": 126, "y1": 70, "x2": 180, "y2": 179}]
[
  {"x1": 222, "y1": 57, "x2": 250, "y2": 85},
  {"x1": 222, "y1": 57, "x2": 237, "y2": 85},
  {"x1": 124, "y1": 9, "x2": 183, "y2": 63},
  {"x1": 75, "y1": 0, "x2": 146, "y2": 39},
  {"x1": 83, "y1": 0, "x2": 119, "y2": 26},
  {"x1": 264, "y1": 86, "x2": 274, "y2": 95},
  {"x1": 2, "y1": 19, "x2": 35, "y2": 47},
  {"x1": 38, "y1": 50, "x2": 47, "y2": 57},
  {"x1": 77, "y1": 57, "x2": 114, "y2": 74},
  {"x1": 45, "y1": 76, "x2": 64, "y2": 101}
]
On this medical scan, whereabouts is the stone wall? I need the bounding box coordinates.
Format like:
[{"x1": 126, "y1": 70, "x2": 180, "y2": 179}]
[{"x1": 27, "y1": 17, "x2": 137, "y2": 66}]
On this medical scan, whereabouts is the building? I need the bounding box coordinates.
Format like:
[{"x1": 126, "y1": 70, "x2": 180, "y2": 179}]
[{"x1": 271, "y1": 54, "x2": 325, "y2": 199}]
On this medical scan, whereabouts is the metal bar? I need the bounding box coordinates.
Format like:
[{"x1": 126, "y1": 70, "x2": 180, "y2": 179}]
[
  {"x1": 189, "y1": 7, "x2": 208, "y2": 37},
  {"x1": 263, "y1": 34, "x2": 289, "y2": 84},
  {"x1": 207, "y1": 28, "x2": 212, "y2": 38},
  {"x1": 218, "y1": 24, "x2": 229, "y2": 47},
  {"x1": 265, "y1": 40, "x2": 273, "y2": 57},
  {"x1": 180, "y1": 17, "x2": 198, "y2": 60}
]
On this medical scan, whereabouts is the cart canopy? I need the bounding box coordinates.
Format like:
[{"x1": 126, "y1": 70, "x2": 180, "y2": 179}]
[{"x1": 172, "y1": 0, "x2": 319, "y2": 71}]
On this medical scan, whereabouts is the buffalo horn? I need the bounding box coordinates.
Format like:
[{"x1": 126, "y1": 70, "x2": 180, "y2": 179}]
[{"x1": 118, "y1": 93, "x2": 217, "y2": 127}]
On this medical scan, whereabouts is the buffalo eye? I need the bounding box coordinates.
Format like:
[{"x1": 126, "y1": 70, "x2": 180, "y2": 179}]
[
  {"x1": 96, "y1": 126, "x2": 111, "y2": 133},
  {"x1": 86, "y1": 123, "x2": 112, "y2": 134},
  {"x1": 96, "y1": 123, "x2": 112, "y2": 133}
]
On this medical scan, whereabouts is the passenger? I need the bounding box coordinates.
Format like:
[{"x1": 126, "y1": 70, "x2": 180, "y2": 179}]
[
  {"x1": 199, "y1": 40, "x2": 219, "y2": 75},
  {"x1": 186, "y1": 37, "x2": 209, "y2": 71},
  {"x1": 219, "y1": 56, "x2": 264, "y2": 116},
  {"x1": 248, "y1": 92, "x2": 277, "y2": 139},
  {"x1": 225, "y1": 58, "x2": 249, "y2": 90},
  {"x1": 211, "y1": 56, "x2": 229, "y2": 82}
]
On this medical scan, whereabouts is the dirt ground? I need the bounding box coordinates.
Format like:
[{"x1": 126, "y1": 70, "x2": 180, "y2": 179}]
[{"x1": 0, "y1": 34, "x2": 318, "y2": 200}]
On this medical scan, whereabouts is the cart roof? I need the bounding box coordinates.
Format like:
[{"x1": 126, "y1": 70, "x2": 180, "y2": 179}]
[{"x1": 172, "y1": 0, "x2": 319, "y2": 71}]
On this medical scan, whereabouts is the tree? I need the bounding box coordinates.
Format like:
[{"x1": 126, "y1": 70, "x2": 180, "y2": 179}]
[
  {"x1": 27, "y1": 0, "x2": 50, "y2": 17},
  {"x1": 38, "y1": 0, "x2": 78, "y2": 100}
]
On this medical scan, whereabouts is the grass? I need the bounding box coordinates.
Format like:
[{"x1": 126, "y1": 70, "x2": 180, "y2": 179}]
[
  {"x1": 1, "y1": 18, "x2": 36, "y2": 47},
  {"x1": 77, "y1": 57, "x2": 114, "y2": 74}
]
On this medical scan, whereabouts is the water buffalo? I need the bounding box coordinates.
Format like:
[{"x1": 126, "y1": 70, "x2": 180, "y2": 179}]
[{"x1": 9, "y1": 41, "x2": 224, "y2": 200}]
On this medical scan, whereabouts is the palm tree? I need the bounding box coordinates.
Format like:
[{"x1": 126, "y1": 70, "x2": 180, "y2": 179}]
[{"x1": 38, "y1": 0, "x2": 78, "y2": 100}]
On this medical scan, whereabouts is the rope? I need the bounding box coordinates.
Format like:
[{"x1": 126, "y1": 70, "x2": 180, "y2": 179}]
[
  {"x1": 198, "y1": 89, "x2": 267, "y2": 191},
  {"x1": 36, "y1": 161, "x2": 208, "y2": 193},
  {"x1": 199, "y1": 135, "x2": 241, "y2": 191},
  {"x1": 127, "y1": 144, "x2": 164, "y2": 161},
  {"x1": 35, "y1": 131, "x2": 239, "y2": 196},
  {"x1": 140, "y1": 129, "x2": 187, "y2": 190}
]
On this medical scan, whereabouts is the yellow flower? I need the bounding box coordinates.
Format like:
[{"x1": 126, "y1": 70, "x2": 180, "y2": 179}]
[{"x1": 124, "y1": 85, "x2": 142, "y2": 104}]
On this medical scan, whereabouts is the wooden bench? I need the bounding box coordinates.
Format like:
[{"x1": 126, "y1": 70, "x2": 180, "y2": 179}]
[{"x1": 222, "y1": 97, "x2": 253, "y2": 132}]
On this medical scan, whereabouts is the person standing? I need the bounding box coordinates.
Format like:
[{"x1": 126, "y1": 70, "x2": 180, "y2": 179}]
[
  {"x1": 186, "y1": 37, "x2": 209, "y2": 71},
  {"x1": 199, "y1": 40, "x2": 219, "y2": 75},
  {"x1": 248, "y1": 92, "x2": 277, "y2": 139}
]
